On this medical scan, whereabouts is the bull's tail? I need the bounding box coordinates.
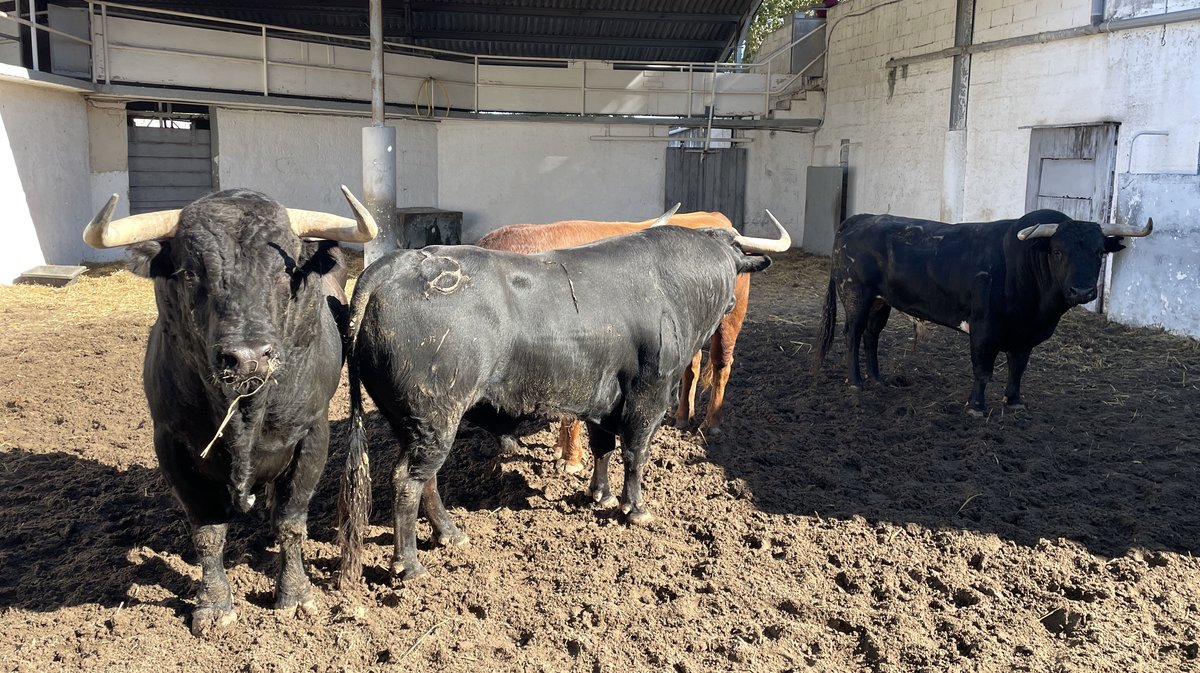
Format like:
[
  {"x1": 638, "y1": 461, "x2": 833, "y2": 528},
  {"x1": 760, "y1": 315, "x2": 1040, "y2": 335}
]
[
  {"x1": 337, "y1": 289, "x2": 373, "y2": 590},
  {"x1": 698, "y1": 355, "x2": 715, "y2": 392},
  {"x1": 811, "y1": 275, "x2": 837, "y2": 376}
]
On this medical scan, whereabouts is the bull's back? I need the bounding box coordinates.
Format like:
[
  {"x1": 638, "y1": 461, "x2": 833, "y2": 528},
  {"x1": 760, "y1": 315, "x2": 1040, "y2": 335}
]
[
  {"x1": 834, "y1": 214, "x2": 1006, "y2": 325},
  {"x1": 477, "y1": 212, "x2": 733, "y2": 254}
]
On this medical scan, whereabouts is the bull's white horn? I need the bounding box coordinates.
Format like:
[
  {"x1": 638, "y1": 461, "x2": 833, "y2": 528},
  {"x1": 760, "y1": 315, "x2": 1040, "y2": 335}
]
[
  {"x1": 1016, "y1": 222, "x2": 1059, "y2": 240},
  {"x1": 83, "y1": 194, "x2": 181, "y2": 248},
  {"x1": 733, "y1": 209, "x2": 792, "y2": 253},
  {"x1": 1100, "y1": 217, "x2": 1153, "y2": 237},
  {"x1": 648, "y1": 203, "x2": 682, "y2": 227},
  {"x1": 287, "y1": 185, "x2": 379, "y2": 243}
]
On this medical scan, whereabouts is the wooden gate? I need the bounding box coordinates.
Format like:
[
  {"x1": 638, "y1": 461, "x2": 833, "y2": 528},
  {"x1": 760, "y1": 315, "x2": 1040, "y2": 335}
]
[
  {"x1": 128, "y1": 122, "x2": 214, "y2": 214},
  {"x1": 1025, "y1": 123, "x2": 1118, "y2": 222},
  {"x1": 665, "y1": 147, "x2": 747, "y2": 231},
  {"x1": 1025, "y1": 123, "x2": 1119, "y2": 310}
]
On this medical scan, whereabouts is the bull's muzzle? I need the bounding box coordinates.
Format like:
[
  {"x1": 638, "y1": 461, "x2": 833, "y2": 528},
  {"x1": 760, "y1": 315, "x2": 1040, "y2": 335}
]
[{"x1": 216, "y1": 343, "x2": 277, "y2": 389}]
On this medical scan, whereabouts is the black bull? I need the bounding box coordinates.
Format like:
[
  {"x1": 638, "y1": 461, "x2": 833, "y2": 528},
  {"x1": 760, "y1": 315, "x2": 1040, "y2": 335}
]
[
  {"x1": 813, "y1": 209, "x2": 1151, "y2": 415},
  {"x1": 83, "y1": 188, "x2": 376, "y2": 636},
  {"x1": 337, "y1": 225, "x2": 779, "y2": 586}
]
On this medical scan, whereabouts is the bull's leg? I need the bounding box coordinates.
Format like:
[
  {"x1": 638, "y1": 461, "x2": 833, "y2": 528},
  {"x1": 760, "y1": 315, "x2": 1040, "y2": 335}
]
[
  {"x1": 839, "y1": 286, "x2": 874, "y2": 389},
  {"x1": 421, "y1": 474, "x2": 469, "y2": 547},
  {"x1": 967, "y1": 337, "x2": 999, "y2": 416},
  {"x1": 392, "y1": 417, "x2": 458, "y2": 581},
  {"x1": 191, "y1": 523, "x2": 236, "y2": 636},
  {"x1": 556, "y1": 419, "x2": 586, "y2": 475},
  {"x1": 699, "y1": 275, "x2": 748, "y2": 434},
  {"x1": 863, "y1": 302, "x2": 892, "y2": 383},
  {"x1": 154, "y1": 434, "x2": 236, "y2": 636},
  {"x1": 269, "y1": 421, "x2": 328, "y2": 616},
  {"x1": 618, "y1": 392, "x2": 671, "y2": 526},
  {"x1": 585, "y1": 423, "x2": 619, "y2": 509},
  {"x1": 674, "y1": 351, "x2": 703, "y2": 429},
  {"x1": 1004, "y1": 349, "x2": 1032, "y2": 409}
]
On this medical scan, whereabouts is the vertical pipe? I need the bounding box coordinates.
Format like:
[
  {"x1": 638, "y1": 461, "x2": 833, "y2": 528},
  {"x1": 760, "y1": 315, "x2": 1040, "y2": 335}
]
[
  {"x1": 88, "y1": 1, "x2": 95, "y2": 83},
  {"x1": 686, "y1": 64, "x2": 693, "y2": 115},
  {"x1": 364, "y1": 0, "x2": 397, "y2": 265},
  {"x1": 580, "y1": 62, "x2": 586, "y2": 115},
  {"x1": 29, "y1": 0, "x2": 39, "y2": 71},
  {"x1": 763, "y1": 58, "x2": 771, "y2": 117},
  {"x1": 261, "y1": 26, "x2": 268, "y2": 95},
  {"x1": 473, "y1": 56, "x2": 479, "y2": 113},
  {"x1": 102, "y1": 2, "x2": 109, "y2": 84},
  {"x1": 370, "y1": 0, "x2": 384, "y2": 126}
]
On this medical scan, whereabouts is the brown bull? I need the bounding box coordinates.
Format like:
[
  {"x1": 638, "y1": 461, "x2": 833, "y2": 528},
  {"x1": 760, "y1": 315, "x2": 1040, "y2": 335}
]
[{"x1": 476, "y1": 207, "x2": 782, "y2": 473}]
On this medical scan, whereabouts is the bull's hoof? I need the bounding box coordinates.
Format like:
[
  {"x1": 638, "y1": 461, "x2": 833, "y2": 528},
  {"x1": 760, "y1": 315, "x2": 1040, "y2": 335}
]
[
  {"x1": 621, "y1": 502, "x2": 654, "y2": 526},
  {"x1": 965, "y1": 407, "x2": 985, "y2": 418},
  {"x1": 672, "y1": 417, "x2": 692, "y2": 431},
  {"x1": 438, "y1": 531, "x2": 470, "y2": 547},
  {"x1": 557, "y1": 459, "x2": 585, "y2": 475},
  {"x1": 392, "y1": 560, "x2": 429, "y2": 582},
  {"x1": 698, "y1": 423, "x2": 721, "y2": 437},
  {"x1": 847, "y1": 382, "x2": 863, "y2": 392},
  {"x1": 274, "y1": 588, "x2": 315, "y2": 615},
  {"x1": 190, "y1": 606, "x2": 237, "y2": 637},
  {"x1": 592, "y1": 491, "x2": 619, "y2": 509},
  {"x1": 1006, "y1": 399, "x2": 1027, "y2": 411}
]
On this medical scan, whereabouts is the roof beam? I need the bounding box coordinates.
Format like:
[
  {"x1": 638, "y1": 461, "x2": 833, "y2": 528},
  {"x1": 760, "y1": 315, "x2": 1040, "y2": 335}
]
[
  {"x1": 408, "y1": 3, "x2": 741, "y2": 23},
  {"x1": 418, "y1": 31, "x2": 727, "y2": 50}
]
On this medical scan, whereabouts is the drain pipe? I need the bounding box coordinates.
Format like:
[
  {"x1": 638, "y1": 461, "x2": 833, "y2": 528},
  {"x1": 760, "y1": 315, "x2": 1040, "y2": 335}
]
[{"x1": 887, "y1": 5, "x2": 1200, "y2": 70}]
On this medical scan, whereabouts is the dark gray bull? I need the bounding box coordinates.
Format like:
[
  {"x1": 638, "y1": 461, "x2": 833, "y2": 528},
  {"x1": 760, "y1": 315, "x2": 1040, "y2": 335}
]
[
  {"x1": 813, "y1": 209, "x2": 1152, "y2": 415},
  {"x1": 337, "y1": 216, "x2": 789, "y2": 586},
  {"x1": 84, "y1": 187, "x2": 376, "y2": 636}
]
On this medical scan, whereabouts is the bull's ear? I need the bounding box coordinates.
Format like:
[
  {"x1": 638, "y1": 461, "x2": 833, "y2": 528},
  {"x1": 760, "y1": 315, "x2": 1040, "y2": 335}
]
[
  {"x1": 298, "y1": 240, "x2": 349, "y2": 286},
  {"x1": 736, "y1": 253, "x2": 772, "y2": 274},
  {"x1": 1104, "y1": 236, "x2": 1126, "y2": 253},
  {"x1": 128, "y1": 241, "x2": 173, "y2": 278}
]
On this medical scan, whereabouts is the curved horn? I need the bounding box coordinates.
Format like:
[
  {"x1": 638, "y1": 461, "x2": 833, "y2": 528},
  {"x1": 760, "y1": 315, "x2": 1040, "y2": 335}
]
[
  {"x1": 648, "y1": 203, "x2": 682, "y2": 227},
  {"x1": 733, "y1": 209, "x2": 792, "y2": 253},
  {"x1": 83, "y1": 194, "x2": 180, "y2": 248},
  {"x1": 1016, "y1": 222, "x2": 1059, "y2": 240},
  {"x1": 1101, "y1": 217, "x2": 1153, "y2": 237},
  {"x1": 287, "y1": 185, "x2": 378, "y2": 242}
]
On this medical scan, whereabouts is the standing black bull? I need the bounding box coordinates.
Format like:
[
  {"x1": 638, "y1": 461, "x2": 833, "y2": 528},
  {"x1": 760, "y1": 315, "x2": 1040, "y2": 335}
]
[
  {"x1": 83, "y1": 187, "x2": 376, "y2": 635},
  {"x1": 812, "y1": 209, "x2": 1151, "y2": 415},
  {"x1": 336, "y1": 216, "x2": 789, "y2": 586}
]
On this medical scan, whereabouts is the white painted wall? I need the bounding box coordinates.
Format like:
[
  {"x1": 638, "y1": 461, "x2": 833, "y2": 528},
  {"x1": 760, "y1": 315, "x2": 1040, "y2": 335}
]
[
  {"x1": 0, "y1": 79, "x2": 92, "y2": 282},
  {"x1": 438, "y1": 120, "x2": 667, "y2": 242},
  {"x1": 212, "y1": 109, "x2": 438, "y2": 218},
  {"x1": 811, "y1": 0, "x2": 958, "y2": 221}
]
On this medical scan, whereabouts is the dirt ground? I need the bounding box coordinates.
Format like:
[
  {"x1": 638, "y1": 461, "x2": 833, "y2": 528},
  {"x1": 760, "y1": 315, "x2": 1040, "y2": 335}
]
[{"x1": 1, "y1": 250, "x2": 1198, "y2": 673}]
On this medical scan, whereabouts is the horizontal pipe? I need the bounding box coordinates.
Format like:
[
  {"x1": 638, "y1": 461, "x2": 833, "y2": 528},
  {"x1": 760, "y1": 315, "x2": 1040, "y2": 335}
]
[
  {"x1": 887, "y1": 7, "x2": 1200, "y2": 70},
  {"x1": 589, "y1": 135, "x2": 753, "y2": 142}
]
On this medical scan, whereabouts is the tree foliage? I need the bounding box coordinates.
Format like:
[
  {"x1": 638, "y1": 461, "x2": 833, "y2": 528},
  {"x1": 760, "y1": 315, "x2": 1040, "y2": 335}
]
[{"x1": 740, "y1": 0, "x2": 824, "y2": 63}]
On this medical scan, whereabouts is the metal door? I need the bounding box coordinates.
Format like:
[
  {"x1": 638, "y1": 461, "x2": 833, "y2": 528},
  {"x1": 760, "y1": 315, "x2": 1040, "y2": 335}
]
[
  {"x1": 128, "y1": 122, "x2": 214, "y2": 214},
  {"x1": 665, "y1": 147, "x2": 747, "y2": 231}
]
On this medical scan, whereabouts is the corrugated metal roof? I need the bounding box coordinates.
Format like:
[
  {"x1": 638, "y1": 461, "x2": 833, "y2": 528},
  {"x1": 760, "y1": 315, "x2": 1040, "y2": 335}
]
[{"x1": 76, "y1": 0, "x2": 760, "y2": 63}]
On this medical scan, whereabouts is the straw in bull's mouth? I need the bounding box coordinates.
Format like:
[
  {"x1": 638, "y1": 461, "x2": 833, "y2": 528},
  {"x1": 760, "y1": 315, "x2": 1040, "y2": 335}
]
[{"x1": 201, "y1": 377, "x2": 270, "y2": 459}]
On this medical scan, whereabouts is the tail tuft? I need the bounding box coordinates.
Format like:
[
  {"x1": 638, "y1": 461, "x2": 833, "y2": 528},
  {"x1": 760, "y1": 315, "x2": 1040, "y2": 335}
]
[{"x1": 811, "y1": 276, "x2": 838, "y2": 377}]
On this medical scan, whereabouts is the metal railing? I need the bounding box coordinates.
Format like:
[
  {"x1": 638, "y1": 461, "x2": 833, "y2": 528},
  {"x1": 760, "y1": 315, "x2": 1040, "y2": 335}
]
[{"x1": 2, "y1": 2, "x2": 826, "y2": 119}]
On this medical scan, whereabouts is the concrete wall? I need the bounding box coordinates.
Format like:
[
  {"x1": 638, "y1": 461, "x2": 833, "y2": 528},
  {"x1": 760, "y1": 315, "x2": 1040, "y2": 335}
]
[
  {"x1": 812, "y1": 0, "x2": 958, "y2": 221},
  {"x1": 438, "y1": 120, "x2": 667, "y2": 243},
  {"x1": 213, "y1": 109, "x2": 438, "y2": 218},
  {"x1": 0, "y1": 79, "x2": 92, "y2": 282}
]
